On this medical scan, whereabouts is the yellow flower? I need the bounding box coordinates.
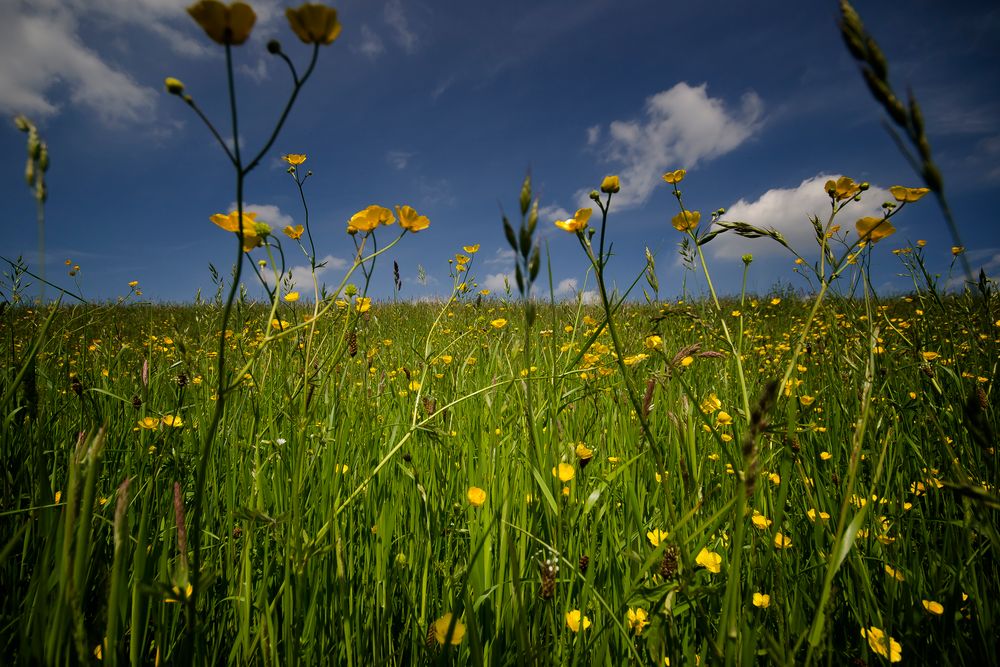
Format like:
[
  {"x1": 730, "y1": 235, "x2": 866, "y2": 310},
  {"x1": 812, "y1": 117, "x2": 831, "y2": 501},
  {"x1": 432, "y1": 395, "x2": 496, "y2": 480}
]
[
  {"x1": 565, "y1": 610, "x2": 591, "y2": 632},
  {"x1": 283, "y1": 225, "x2": 304, "y2": 240},
  {"x1": 751, "y1": 511, "x2": 772, "y2": 530},
  {"x1": 463, "y1": 244, "x2": 480, "y2": 254},
  {"x1": 162, "y1": 415, "x2": 183, "y2": 428},
  {"x1": 807, "y1": 508, "x2": 830, "y2": 523},
  {"x1": 644, "y1": 335, "x2": 662, "y2": 349},
  {"x1": 187, "y1": 0, "x2": 256, "y2": 45},
  {"x1": 884, "y1": 564, "x2": 904, "y2": 581},
  {"x1": 553, "y1": 462, "x2": 575, "y2": 482},
  {"x1": 284, "y1": 291, "x2": 300, "y2": 302},
  {"x1": 285, "y1": 3, "x2": 342, "y2": 45},
  {"x1": 490, "y1": 318, "x2": 508, "y2": 329},
  {"x1": 861, "y1": 626, "x2": 902, "y2": 663},
  {"x1": 921, "y1": 599, "x2": 943, "y2": 615},
  {"x1": 647, "y1": 529, "x2": 670, "y2": 547},
  {"x1": 695, "y1": 547, "x2": 722, "y2": 574},
  {"x1": 128, "y1": 280, "x2": 139, "y2": 287},
  {"x1": 681, "y1": 356, "x2": 694, "y2": 367},
  {"x1": 355, "y1": 297, "x2": 371, "y2": 313},
  {"x1": 700, "y1": 393, "x2": 722, "y2": 414},
  {"x1": 574, "y1": 442, "x2": 593, "y2": 460},
  {"x1": 467, "y1": 486, "x2": 486, "y2": 507},
  {"x1": 770, "y1": 297, "x2": 781, "y2": 305},
  {"x1": 951, "y1": 246, "x2": 964, "y2": 256},
  {"x1": 282, "y1": 154, "x2": 307, "y2": 166},
  {"x1": 600, "y1": 175, "x2": 620, "y2": 193},
  {"x1": 671, "y1": 210, "x2": 700, "y2": 232},
  {"x1": 138, "y1": 416, "x2": 160, "y2": 430},
  {"x1": 211, "y1": 211, "x2": 269, "y2": 251},
  {"x1": 920, "y1": 351, "x2": 939, "y2": 362},
  {"x1": 348, "y1": 205, "x2": 395, "y2": 233},
  {"x1": 855, "y1": 216, "x2": 896, "y2": 243},
  {"x1": 554, "y1": 208, "x2": 593, "y2": 233},
  {"x1": 164, "y1": 77, "x2": 185, "y2": 95},
  {"x1": 889, "y1": 185, "x2": 930, "y2": 203},
  {"x1": 773, "y1": 532, "x2": 792, "y2": 549},
  {"x1": 824, "y1": 176, "x2": 860, "y2": 201},
  {"x1": 662, "y1": 169, "x2": 686, "y2": 185},
  {"x1": 626, "y1": 607, "x2": 649, "y2": 634},
  {"x1": 820, "y1": 451, "x2": 832, "y2": 460},
  {"x1": 799, "y1": 395, "x2": 815, "y2": 406},
  {"x1": 432, "y1": 613, "x2": 466, "y2": 645},
  {"x1": 716, "y1": 411, "x2": 733, "y2": 427},
  {"x1": 752, "y1": 593, "x2": 770, "y2": 608},
  {"x1": 396, "y1": 205, "x2": 431, "y2": 232}
]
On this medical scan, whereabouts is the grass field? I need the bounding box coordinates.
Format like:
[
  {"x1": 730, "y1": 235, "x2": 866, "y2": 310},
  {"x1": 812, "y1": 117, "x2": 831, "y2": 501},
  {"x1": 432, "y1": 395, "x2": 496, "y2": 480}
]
[{"x1": 2, "y1": 2, "x2": 998, "y2": 664}]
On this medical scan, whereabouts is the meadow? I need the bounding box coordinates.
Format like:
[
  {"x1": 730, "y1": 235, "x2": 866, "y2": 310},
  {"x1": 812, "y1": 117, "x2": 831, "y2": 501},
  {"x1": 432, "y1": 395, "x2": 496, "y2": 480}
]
[{"x1": 2, "y1": 1, "x2": 999, "y2": 665}]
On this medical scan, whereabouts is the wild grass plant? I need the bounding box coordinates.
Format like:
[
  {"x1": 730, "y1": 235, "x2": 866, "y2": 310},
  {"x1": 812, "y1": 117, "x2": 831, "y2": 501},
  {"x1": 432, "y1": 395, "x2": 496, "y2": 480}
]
[{"x1": 1, "y1": 1, "x2": 998, "y2": 665}]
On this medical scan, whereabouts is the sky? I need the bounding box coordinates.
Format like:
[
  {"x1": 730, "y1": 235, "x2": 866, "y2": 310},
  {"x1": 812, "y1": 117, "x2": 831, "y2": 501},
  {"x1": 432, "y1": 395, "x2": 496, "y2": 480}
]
[{"x1": 2, "y1": 0, "x2": 999, "y2": 304}]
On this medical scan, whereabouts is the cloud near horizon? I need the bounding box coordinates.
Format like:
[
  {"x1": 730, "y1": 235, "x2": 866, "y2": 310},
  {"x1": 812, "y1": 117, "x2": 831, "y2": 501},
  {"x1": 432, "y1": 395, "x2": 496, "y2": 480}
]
[{"x1": 579, "y1": 82, "x2": 764, "y2": 210}]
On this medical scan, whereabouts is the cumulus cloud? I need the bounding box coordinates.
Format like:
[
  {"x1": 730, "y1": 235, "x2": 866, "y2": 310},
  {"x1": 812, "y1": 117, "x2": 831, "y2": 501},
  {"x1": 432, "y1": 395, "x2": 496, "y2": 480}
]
[
  {"x1": 708, "y1": 174, "x2": 892, "y2": 260},
  {"x1": 0, "y1": 5, "x2": 156, "y2": 122},
  {"x1": 484, "y1": 248, "x2": 516, "y2": 267},
  {"x1": 581, "y1": 82, "x2": 763, "y2": 210},
  {"x1": 287, "y1": 254, "x2": 349, "y2": 290},
  {"x1": 482, "y1": 272, "x2": 513, "y2": 294},
  {"x1": 538, "y1": 204, "x2": 572, "y2": 225},
  {"x1": 0, "y1": 0, "x2": 284, "y2": 123}
]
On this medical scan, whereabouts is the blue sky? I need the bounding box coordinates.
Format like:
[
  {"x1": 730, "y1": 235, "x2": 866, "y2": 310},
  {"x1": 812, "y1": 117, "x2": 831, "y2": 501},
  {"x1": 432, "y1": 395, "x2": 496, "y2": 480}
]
[{"x1": 2, "y1": 0, "x2": 999, "y2": 303}]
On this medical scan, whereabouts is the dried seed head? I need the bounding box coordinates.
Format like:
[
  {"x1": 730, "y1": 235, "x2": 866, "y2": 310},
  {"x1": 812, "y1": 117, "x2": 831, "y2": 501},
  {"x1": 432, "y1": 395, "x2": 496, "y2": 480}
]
[
  {"x1": 579, "y1": 555, "x2": 590, "y2": 574},
  {"x1": 658, "y1": 545, "x2": 679, "y2": 579},
  {"x1": 347, "y1": 330, "x2": 358, "y2": 357}
]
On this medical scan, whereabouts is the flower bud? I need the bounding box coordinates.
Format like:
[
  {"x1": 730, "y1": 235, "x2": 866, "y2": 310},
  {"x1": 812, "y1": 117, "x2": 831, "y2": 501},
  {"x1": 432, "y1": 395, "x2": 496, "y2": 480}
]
[
  {"x1": 165, "y1": 77, "x2": 185, "y2": 95},
  {"x1": 588, "y1": 190, "x2": 600, "y2": 202},
  {"x1": 266, "y1": 39, "x2": 282, "y2": 54},
  {"x1": 742, "y1": 254, "x2": 754, "y2": 265},
  {"x1": 859, "y1": 182, "x2": 870, "y2": 191}
]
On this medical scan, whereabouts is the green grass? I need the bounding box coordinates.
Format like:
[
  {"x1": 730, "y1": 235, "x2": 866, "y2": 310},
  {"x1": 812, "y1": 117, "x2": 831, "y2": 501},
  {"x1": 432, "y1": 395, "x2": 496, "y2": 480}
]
[{"x1": 1, "y1": 287, "x2": 997, "y2": 665}]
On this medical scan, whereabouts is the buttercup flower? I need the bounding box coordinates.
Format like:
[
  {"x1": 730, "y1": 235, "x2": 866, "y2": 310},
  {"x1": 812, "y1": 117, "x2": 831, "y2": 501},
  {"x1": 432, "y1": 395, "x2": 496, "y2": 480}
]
[
  {"x1": 671, "y1": 210, "x2": 700, "y2": 232},
  {"x1": 662, "y1": 169, "x2": 686, "y2": 185},
  {"x1": 921, "y1": 599, "x2": 943, "y2": 615},
  {"x1": 553, "y1": 462, "x2": 575, "y2": 482},
  {"x1": 752, "y1": 593, "x2": 771, "y2": 608},
  {"x1": 627, "y1": 607, "x2": 649, "y2": 634},
  {"x1": 773, "y1": 532, "x2": 792, "y2": 549},
  {"x1": 138, "y1": 417, "x2": 160, "y2": 430},
  {"x1": 187, "y1": 1, "x2": 256, "y2": 45},
  {"x1": 600, "y1": 175, "x2": 620, "y2": 193},
  {"x1": 861, "y1": 626, "x2": 901, "y2": 662},
  {"x1": 695, "y1": 547, "x2": 721, "y2": 573},
  {"x1": 211, "y1": 211, "x2": 269, "y2": 251},
  {"x1": 824, "y1": 176, "x2": 861, "y2": 201},
  {"x1": 467, "y1": 486, "x2": 486, "y2": 507},
  {"x1": 348, "y1": 205, "x2": 395, "y2": 233},
  {"x1": 855, "y1": 216, "x2": 896, "y2": 243},
  {"x1": 285, "y1": 3, "x2": 342, "y2": 45},
  {"x1": 283, "y1": 224, "x2": 304, "y2": 240},
  {"x1": 463, "y1": 244, "x2": 480, "y2": 254},
  {"x1": 490, "y1": 318, "x2": 508, "y2": 329},
  {"x1": 355, "y1": 297, "x2": 371, "y2": 313},
  {"x1": 890, "y1": 185, "x2": 930, "y2": 203},
  {"x1": 646, "y1": 529, "x2": 669, "y2": 547},
  {"x1": 565, "y1": 610, "x2": 591, "y2": 632},
  {"x1": 432, "y1": 613, "x2": 466, "y2": 645},
  {"x1": 395, "y1": 205, "x2": 431, "y2": 232},
  {"x1": 282, "y1": 154, "x2": 307, "y2": 166},
  {"x1": 554, "y1": 208, "x2": 592, "y2": 233},
  {"x1": 284, "y1": 291, "x2": 300, "y2": 302}
]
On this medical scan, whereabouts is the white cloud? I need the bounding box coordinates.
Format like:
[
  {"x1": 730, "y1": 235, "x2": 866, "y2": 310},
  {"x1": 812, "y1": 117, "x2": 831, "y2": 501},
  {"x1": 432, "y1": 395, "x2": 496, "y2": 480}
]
[
  {"x1": 386, "y1": 150, "x2": 414, "y2": 170},
  {"x1": 482, "y1": 272, "x2": 513, "y2": 294},
  {"x1": 0, "y1": 5, "x2": 156, "y2": 122},
  {"x1": 238, "y1": 57, "x2": 269, "y2": 84},
  {"x1": 708, "y1": 174, "x2": 892, "y2": 260},
  {"x1": 0, "y1": 0, "x2": 286, "y2": 123},
  {"x1": 287, "y1": 254, "x2": 349, "y2": 290},
  {"x1": 356, "y1": 24, "x2": 385, "y2": 59},
  {"x1": 227, "y1": 202, "x2": 295, "y2": 230},
  {"x1": 581, "y1": 82, "x2": 763, "y2": 210},
  {"x1": 586, "y1": 125, "x2": 601, "y2": 146},
  {"x1": 484, "y1": 247, "x2": 516, "y2": 266},
  {"x1": 384, "y1": 0, "x2": 418, "y2": 54},
  {"x1": 539, "y1": 204, "x2": 572, "y2": 225},
  {"x1": 554, "y1": 278, "x2": 577, "y2": 298}
]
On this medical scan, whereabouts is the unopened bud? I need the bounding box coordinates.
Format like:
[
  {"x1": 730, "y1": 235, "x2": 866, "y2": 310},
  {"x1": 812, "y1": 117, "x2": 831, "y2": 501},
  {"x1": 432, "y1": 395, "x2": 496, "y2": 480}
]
[
  {"x1": 742, "y1": 253, "x2": 754, "y2": 265},
  {"x1": 266, "y1": 39, "x2": 282, "y2": 54},
  {"x1": 588, "y1": 190, "x2": 600, "y2": 202},
  {"x1": 859, "y1": 182, "x2": 870, "y2": 191},
  {"x1": 164, "y1": 77, "x2": 185, "y2": 95}
]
